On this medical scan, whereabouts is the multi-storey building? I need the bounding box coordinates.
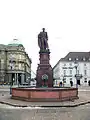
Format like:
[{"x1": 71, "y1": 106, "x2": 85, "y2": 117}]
[
  {"x1": 53, "y1": 52, "x2": 90, "y2": 87},
  {"x1": 0, "y1": 39, "x2": 32, "y2": 85}
]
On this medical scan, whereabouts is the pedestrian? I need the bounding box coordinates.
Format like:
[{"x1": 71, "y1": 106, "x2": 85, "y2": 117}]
[
  {"x1": 70, "y1": 81, "x2": 73, "y2": 87},
  {"x1": 59, "y1": 82, "x2": 62, "y2": 87},
  {"x1": 88, "y1": 80, "x2": 90, "y2": 86}
]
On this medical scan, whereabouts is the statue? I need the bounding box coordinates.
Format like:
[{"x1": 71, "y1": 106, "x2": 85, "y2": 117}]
[{"x1": 38, "y1": 28, "x2": 49, "y2": 50}]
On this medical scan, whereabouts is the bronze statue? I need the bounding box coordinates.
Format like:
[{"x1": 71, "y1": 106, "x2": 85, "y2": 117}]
[{"x1": 38, "y1": 28, "x2": 49, "y2": 50}]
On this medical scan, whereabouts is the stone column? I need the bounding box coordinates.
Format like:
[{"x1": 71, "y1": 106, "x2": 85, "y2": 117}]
[
  {"x1": 21, "y1": 74, "x2": 24, "y2": 84},
  {"x1": 16, "y1": 73, "x2": 18, "y2": 85},
  {"x1": 14, "y1": 73, "x2": 16, "y2": 85}
]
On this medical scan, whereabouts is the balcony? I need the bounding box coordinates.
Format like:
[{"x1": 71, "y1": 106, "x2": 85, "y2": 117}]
[
  {"x1": 63, "y1": 75, "x2": 72, "y2": 77},
  {"x1": 68, "y1": 67, "x2": 73, "y2": 69},
  {"x1": 62, "y1": 67, "x2": 67, "y2": 69}
]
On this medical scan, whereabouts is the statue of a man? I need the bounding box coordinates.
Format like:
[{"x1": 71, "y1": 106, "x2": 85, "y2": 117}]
[{"x1": 38, "y1": 28, "x2": 49, "y2": 50}]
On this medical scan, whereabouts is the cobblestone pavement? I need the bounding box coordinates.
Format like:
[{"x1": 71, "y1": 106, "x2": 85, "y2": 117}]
[
  {"x1": 0, "y1": 86, "x2": 90, "y2": 120},
  {"x1": 0, "y1": 86, "x2": 90, "y2": 107},
  {"x1": 0, "y1": 103, "x2": 90, "y2": 120}
]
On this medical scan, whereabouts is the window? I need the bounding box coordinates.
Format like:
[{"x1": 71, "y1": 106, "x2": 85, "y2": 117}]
[
  {"x1": 19, "y1": 55, "x2": 22, "y2": 59},
  {"x1": 84, "y1": 63, "x2": 86, "y2": 66},
  {"x1": 84, "y1": 78, "x2": 87, "y2": 83},
  {"x1": 83, "y1": 58, "x2": 86, "y2": 61},
  {"x1": 69, "y1": 63, "x2": 72, "y2": 66},
  {"x1": 55, "y1": 67, "x2": 59, "y2": 73},
  {"x1": 84, "y1": 70, "x2": 87, "y2": 75},
  {"x1": 19, "y1": 64, "x2": 21, "y2": 69},
  {"x1": 64, "y1": 70, "x2": 66, "y2": 75},
  {"x1": 1, "y1": 59, "x2": 4, "y2": 63},
  {"x1": 70, "y1": 70, "x2": 72, "y2": 74},
  {"x1": 9, "y1": 60, "x2": 16, "y2": 63},
  {"x1": 64, "y1": 63, "x2": 66, "y2": 66},
  {"x1": 63, "y1": 78, "x2": 66, "y2": 83},
  {"x1": 64, "y1": 80, "x2": 66, "y2": 83},
  {"x1": 76, "y1": 58, "x2": 78, "y2": 60},
  {"x1": 63, "y1": 63, "x2": 67, "y2": 69},
  {"x1": 69, "y1": 58, "x2": 71, "y2": 61},
  {"x1": 10, "y1": 54, "x2": 15, "y2": 59}
]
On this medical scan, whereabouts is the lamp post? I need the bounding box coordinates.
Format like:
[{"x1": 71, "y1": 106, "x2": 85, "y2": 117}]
[
  {"x1": 74, "y1": 61, "x2": 79, "y2": 88},
  {"x1": 10, "y1": 63, "x2": 12, "y2": 94},
  {"x1": 10, "y1": 59, "x2": 14, "y2": 94},
  {"x1": 61, "y1": 74, "x2": 65, "y2": 87},
  {"x1": 62, "y1": 67, "x2": 66, "y2": 87},
  {"x1": 62, "y1": 76, "x2": 65, "y2": 87},
  {"x1": 74, "y1": 61, "x2": 83, "y2": 88}
]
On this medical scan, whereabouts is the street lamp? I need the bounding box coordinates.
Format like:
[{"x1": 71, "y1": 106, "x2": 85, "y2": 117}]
[
  {"x1": 9, "y1": 59, "x2": 14, "y2": 94},
  {"x1": 62, "y1": 76, "x2": 65, "y2": 87},
  {"x1": 74, "y1": 61, "x2": 83, "y2": 89},
  {"x1": 10, "y1": 63, "x2": 12, "y2": 94},
  {"x1": 61, "y1": 75, "x2": 65, "y2": 87},
  {"x1": 74, "y1": 61, "x2": 79, "y2": 88}
]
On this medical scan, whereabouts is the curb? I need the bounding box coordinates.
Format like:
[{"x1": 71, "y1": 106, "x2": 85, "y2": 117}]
[
  {"x1": 0, "y1": 101, "x2": 90, "y2": 108},
  {"x1": 0, "y1": 101, "x2": 28, "y2": 107}
]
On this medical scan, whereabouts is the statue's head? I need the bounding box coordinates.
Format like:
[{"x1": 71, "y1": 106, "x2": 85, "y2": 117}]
[{"x1": 42, "y1": 28, "x2": 45, "y2": 32}]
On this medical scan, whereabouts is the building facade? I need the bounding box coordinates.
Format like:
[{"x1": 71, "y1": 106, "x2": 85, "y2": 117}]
[
  {"x1": 0, "y1": 39, "x2": 32, "y2": 85},
  {"x1": 53, "y1": 52, "x2": 90, "y2": 87},
  {"x1": 30, "y1": 70, "x2": 36, "y2": 86}
]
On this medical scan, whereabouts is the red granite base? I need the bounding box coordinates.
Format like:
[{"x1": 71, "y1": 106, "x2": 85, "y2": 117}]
[{"x1": 11, "y1": 88, "x2": 78, "y2": 102}]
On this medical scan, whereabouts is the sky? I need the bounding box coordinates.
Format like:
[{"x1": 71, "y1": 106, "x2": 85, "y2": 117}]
[{"x1": 0, "y1": 0, "x2": 90, "y2": 73}]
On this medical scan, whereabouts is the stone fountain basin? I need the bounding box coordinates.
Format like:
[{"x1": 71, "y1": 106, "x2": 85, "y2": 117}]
[{"x1": 11, "y1": 87, "x2": 78, "y2": 102}]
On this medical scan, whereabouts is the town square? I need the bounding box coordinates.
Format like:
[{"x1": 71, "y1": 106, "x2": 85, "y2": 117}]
[{"x1": 0, "y1": 0, "x2": 90, "y2": 120}]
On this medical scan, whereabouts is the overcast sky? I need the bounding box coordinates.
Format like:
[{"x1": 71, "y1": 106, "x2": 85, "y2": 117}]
[{"x1": 0, "y1": 0, "x2": 90, "y2": 72}]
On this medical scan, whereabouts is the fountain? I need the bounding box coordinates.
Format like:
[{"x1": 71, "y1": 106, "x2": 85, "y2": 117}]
[{"x1": 12, "y1": 28, "x2": 78, "y2": 101}]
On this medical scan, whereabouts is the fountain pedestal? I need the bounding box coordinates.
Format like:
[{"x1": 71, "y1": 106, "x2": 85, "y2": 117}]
[{"x1": 36, "y1": 50, "x2": 53, "y2": 87}]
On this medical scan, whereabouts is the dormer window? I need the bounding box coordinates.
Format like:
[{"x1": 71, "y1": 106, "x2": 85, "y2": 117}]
[
  {"x1": 69, "y1": 58, "x2": 71, "y2": 61},
  {"x1": 83, "y1": 57, "x2": 85, "y2": 61},
  {"x1": 76, "y1": 58, "x2": 78, "y2": 60}
]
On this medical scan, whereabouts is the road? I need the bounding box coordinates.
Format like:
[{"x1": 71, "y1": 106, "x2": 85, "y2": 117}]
[{"x1": 0, "y1": 104, "x2": 90, "y2": 120}]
